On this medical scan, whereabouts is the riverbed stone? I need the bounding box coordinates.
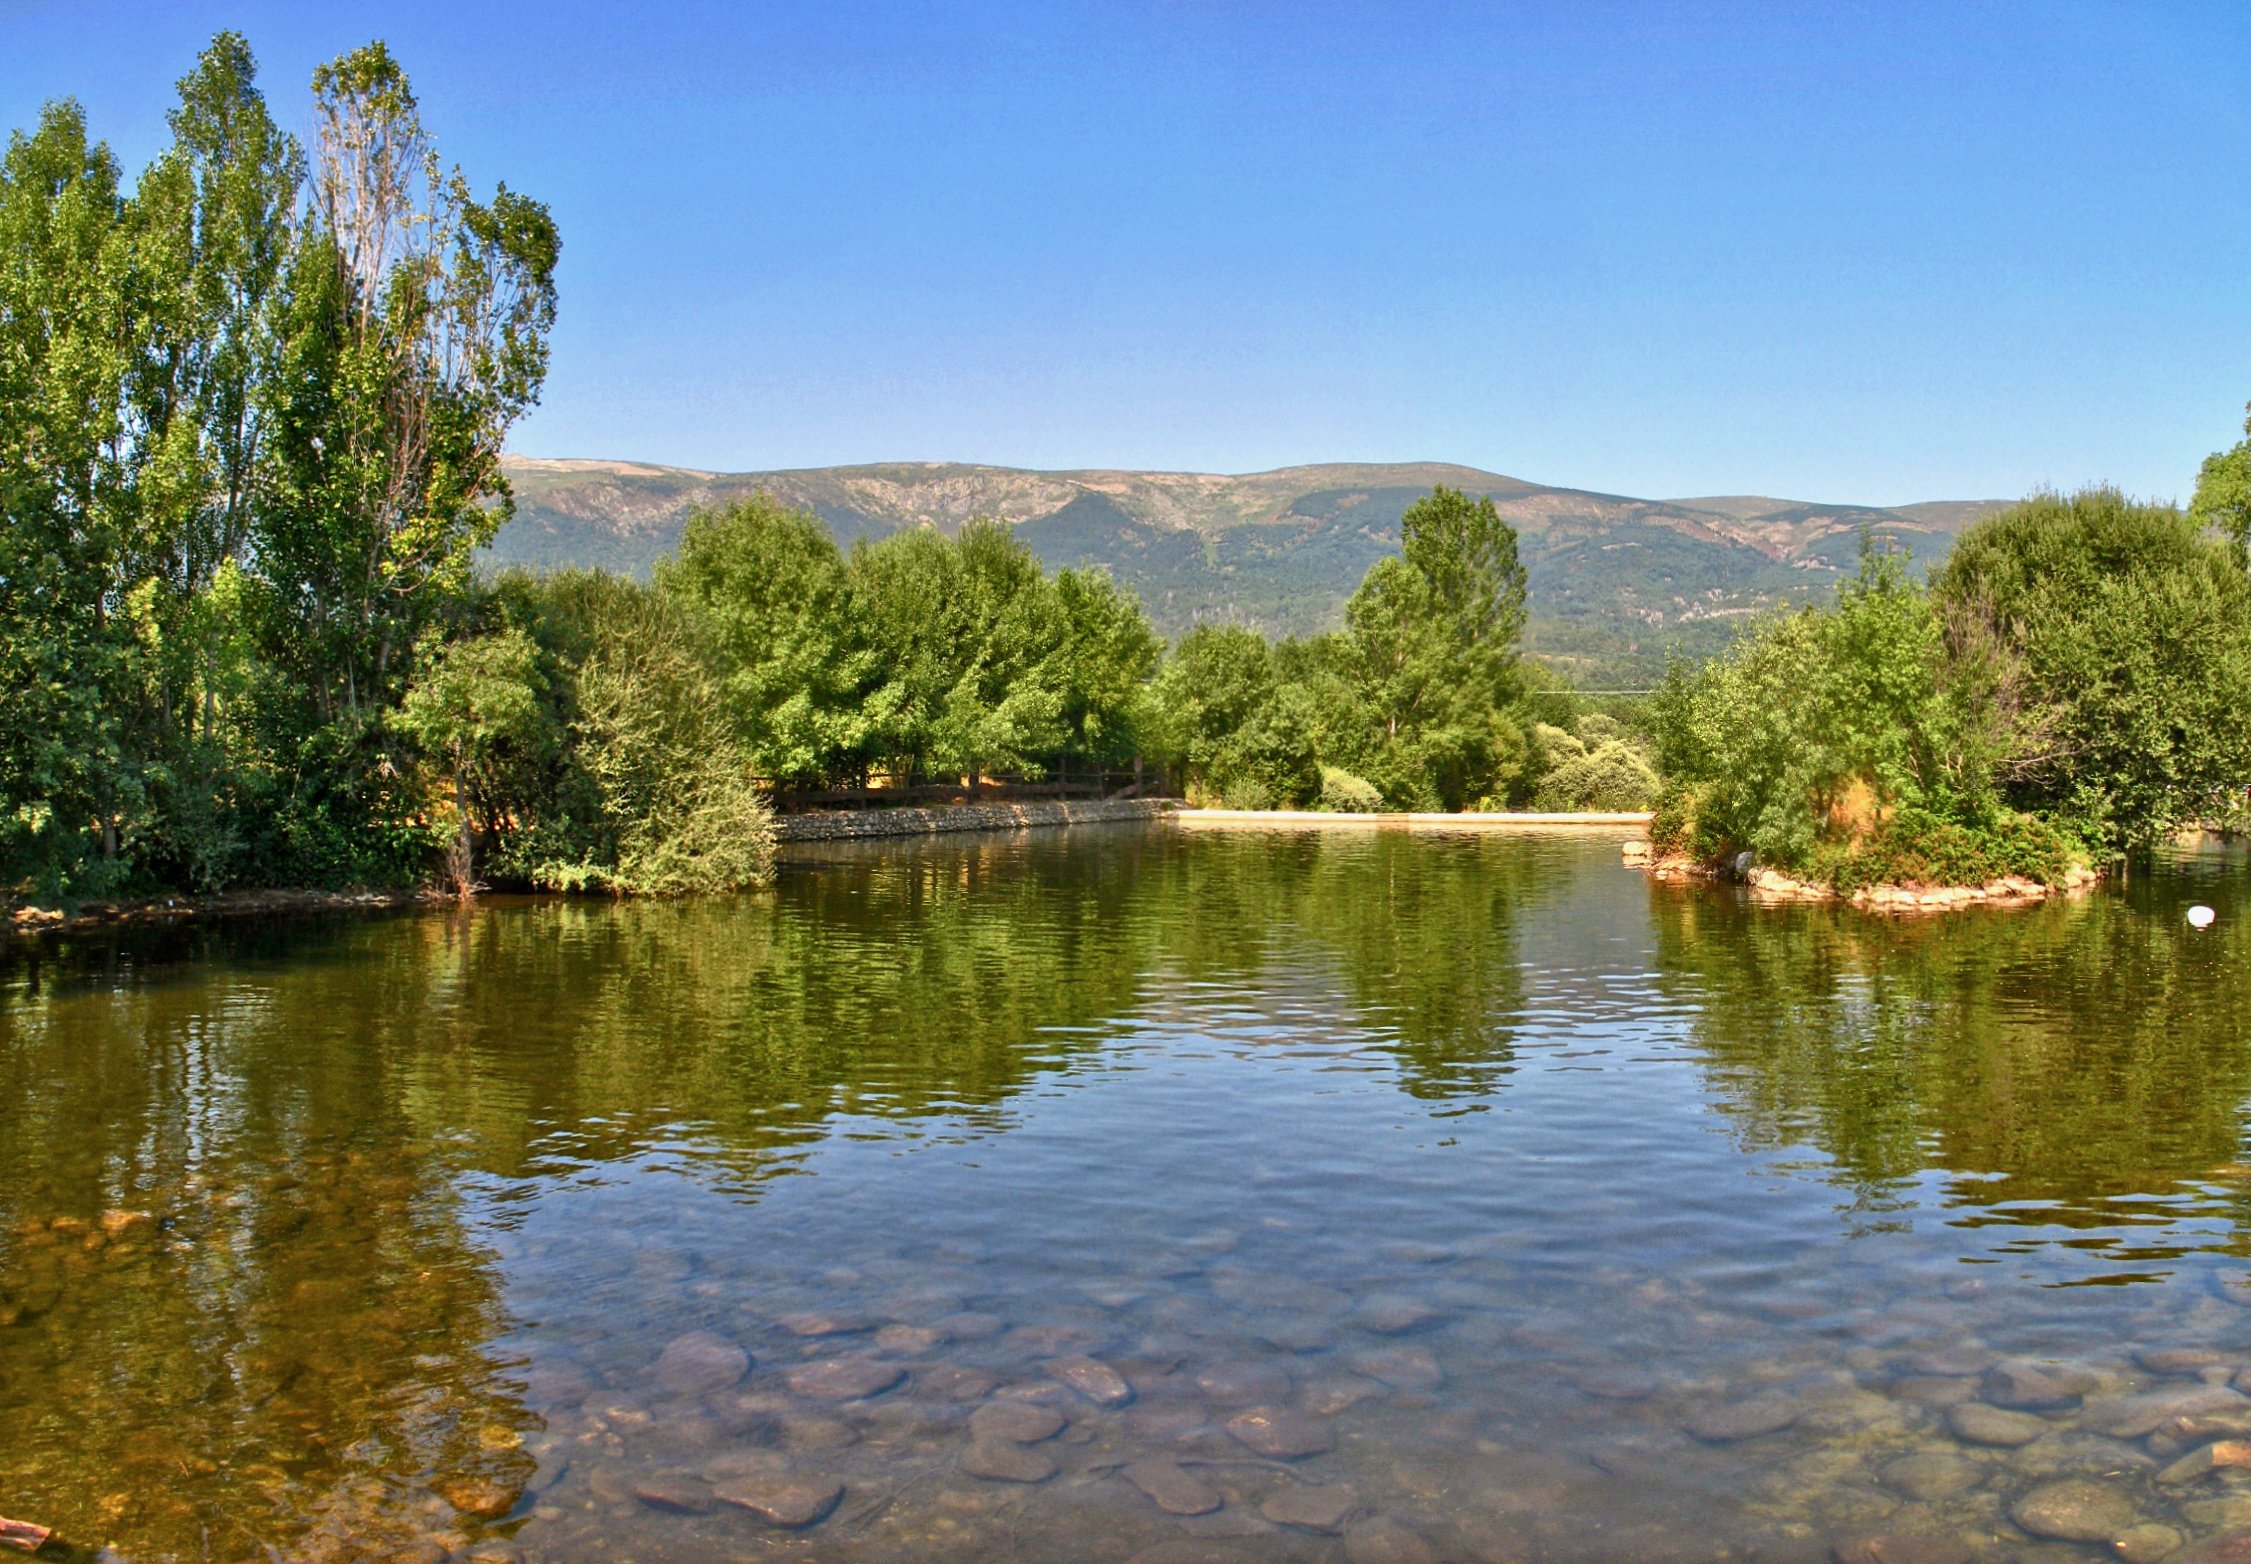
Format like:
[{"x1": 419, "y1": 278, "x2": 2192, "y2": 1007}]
[
  {"x1": 436, "y1": 1475, "x2": 523, "y2": 1520},
  {"x1": 1260, "y1": 1484, "x2": 1355, "y2": 1534},
  {"x1": 1355, "y1": 1295, "x2": 1442, "y2": 1334},
  {"x1": 2009, "y1": 1478, "x2": 2140, "y2": 1541},
  {"x1": 1684, "y1": 1395, "x2": 1799, "y2": 1443},
  {"x1": 1897, "y1": 1345, "x2": 1997, "y2": 1378},
  {"x1": 935, "y1": 1311, "x2": 1007, "y2": 1341},
  {"x1": 2172, "y1": 1535, "x2": 2251, "y2": 1563},
  {"x1": 1046, "y1": 1355, "x2": 1134, "y2": 1407},
  {"x1": 1125, "y1": 1459, "x2": 1223, "y2": 1516},
  {"x1": 785, "y1": 1359, "x2": 905, "y2": 1400},
  {"x1": 1302, "y1": 1375, "x2": 1386, "y2": 1415},
  {"x1": 1344, "y1": 1517, "x2": 1437, "y2": 1564},
  {"x1": 1568, "y1": 1364, "x2": 1660, "y2": 1400},
  {"x1": 712, "y1": 1474, "x2": 843, "y2": 1528},
  {"x1": 1947, "y1": 1402, "x2": 2048, "y2": 1447},
  {"x1": 2099, "y1": 1383, "x2": 2250, "y2": 1437},
  {"x1": 1353, "y1": 1347, "x2": 1443, "y2": 1392},
  {"x1": 779, "y1": 1412, "x2": 859, "y2": 1449},
  {"x1": 1195, "y1": 1362, "x2": 1292, "y2": 1406},
  {"x1": 1225, "y1": 1406, "x2": 1333, "y2": 1458},
  {"x1": 2115, "y1": 1524, "x2": 2184, "y2": 1564},
  {"x1": 652, "y1": 1332, "x2": 750, "y2": 1398},
  {"x1": 1879, "y1": 1451, "x2": 1981, "y2": 1501},
  {"x1": 2159, "y1": 1439, "x2": 2251, "y2": 1485},
  {"x1": 961, "y1": 1439, "x2": 1057, "y2": 1483},
  {"x1": 874, "y1": 1324, "x2": 944, "y2": 1355},
  {"x1": 776, "y1": 1311, "x2": 872, "y2": 1338},
  {"x1": 632, "y1": 1474, "x2": 714, "y2": 1514},
  {"x1": 968, "y1": 1401, "x2": 1065, "y2": 1444},
  {"x1": 1981, "y1": 1361, "x2": 2089, "y2": 1411}
]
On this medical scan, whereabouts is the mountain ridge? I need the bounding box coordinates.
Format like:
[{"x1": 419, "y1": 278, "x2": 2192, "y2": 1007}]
[{"x1": 489, "y1": 456, "x2": 2010, "y2": 683}]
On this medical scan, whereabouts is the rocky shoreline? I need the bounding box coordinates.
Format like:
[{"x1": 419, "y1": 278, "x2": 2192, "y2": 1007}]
[{"x1": 1623, "y1": 839, "x2": 2101, "y2": 911}]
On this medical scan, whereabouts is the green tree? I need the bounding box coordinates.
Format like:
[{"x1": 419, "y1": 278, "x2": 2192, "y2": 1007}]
[
  {"x1": 2192, "y1": 403, "x2": 2251, "y2": 561},
  {"x1": 1341, "y1": 486, "x2": 1529, "y2": 809},
  {"x1": 1931, "y1": 487, "x2": 2251, "y2": 850},
  {"x1": 396, "y1": 626, "x2": 552, "y2": 893},
  {"x1": 659, "y1": 495, "x2": 865, "y2": 785}
]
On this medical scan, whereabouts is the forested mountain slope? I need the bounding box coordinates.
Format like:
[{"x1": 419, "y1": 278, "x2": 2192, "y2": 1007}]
[{"x1": 489, "y1": 458, "x2": 2006, "y2": 682}]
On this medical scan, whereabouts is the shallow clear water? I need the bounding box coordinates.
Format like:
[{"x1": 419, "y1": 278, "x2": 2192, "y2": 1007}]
[{"x1": 7, "y1": 824, "x2": 2251, "y2": 1563}]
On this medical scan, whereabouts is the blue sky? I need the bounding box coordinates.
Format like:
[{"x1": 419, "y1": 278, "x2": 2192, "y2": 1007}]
[{"x1": 6, "y1": 1, "x2": 2248, "y2": 503}]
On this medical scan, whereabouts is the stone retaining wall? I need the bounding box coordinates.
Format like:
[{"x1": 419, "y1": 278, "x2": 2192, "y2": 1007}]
[{"x1": 775, "y1": 797, "x2": 1173, "y2": 844}]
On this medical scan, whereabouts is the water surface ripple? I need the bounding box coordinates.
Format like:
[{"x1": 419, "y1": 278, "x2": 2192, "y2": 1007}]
[{"x1": 6, "y1": 826, "x2": 2251, "y2": 1561}]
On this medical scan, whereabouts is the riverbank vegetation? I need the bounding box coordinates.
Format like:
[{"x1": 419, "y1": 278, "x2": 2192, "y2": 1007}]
[{"x1": 1650, "y1": 486, "x2": 2251, "y2": 888}]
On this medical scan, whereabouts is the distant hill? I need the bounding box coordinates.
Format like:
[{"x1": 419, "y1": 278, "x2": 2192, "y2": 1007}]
[{"x1": 489, "y1": 457, "x2": 2010, "y2": 685}]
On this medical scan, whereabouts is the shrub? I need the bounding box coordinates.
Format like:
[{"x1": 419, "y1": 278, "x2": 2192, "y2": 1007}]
[
  {"x1": 1534, "y1": 741, "x2": 1659, "y2": 812},
  {"x1": 1319, "y1": 766, "x2": 1383, "y2": 813}
]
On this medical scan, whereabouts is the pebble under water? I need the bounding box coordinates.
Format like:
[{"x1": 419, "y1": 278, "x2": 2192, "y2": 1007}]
[{"x1": 7, "y1": 824, "x2": 2251, "y2": 1563}]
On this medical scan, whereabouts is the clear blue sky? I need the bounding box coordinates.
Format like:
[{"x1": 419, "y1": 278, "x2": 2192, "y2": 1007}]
[{"x1": 6, "y1": 1, "x2": 2248, "y2": 504}]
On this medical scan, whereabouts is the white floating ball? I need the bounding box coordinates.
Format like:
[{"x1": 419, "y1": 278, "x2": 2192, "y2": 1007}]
[{"x1": 2188, "y1": 904, "x2": 2217, "y2": 929}]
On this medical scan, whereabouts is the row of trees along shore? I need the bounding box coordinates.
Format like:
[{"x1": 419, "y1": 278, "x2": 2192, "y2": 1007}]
[{"x1": 11, "y1": 33, "x2": 2251, "y2": 907}]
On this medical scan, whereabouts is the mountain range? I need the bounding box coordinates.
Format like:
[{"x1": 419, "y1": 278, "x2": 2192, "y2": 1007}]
[{"x1": 487, "y1": 457, "x2": 2009, "y2": 685}]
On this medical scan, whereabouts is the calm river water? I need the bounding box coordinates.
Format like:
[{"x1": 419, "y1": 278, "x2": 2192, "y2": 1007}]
[{"x1": 7, "y1": 824, "x2": 2251, "y2": 1564}]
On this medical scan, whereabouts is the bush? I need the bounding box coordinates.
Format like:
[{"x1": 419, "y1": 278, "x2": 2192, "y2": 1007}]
[
  {"x1": 1534, "y1": 741, "x2": 1659, "y2": 812},
  {"x1": 1319, "y1": 766, "x2": 1383, "y2": 813}
]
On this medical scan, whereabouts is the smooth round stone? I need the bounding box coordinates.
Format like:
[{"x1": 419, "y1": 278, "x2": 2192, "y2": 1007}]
[
  {"x1": 1225, "y1": 1406, "x2": 1333, "y2": 1459},
  {"x1": 1045, "y1": 1355, "x2": 1134, "y2": 1407},
  {"x1": 1355, "y1": 1296, "x2": 1442, "y2": 1335},
  {"x1": 776, "y1": 1311, "x2": 873, "y2": 1338},
  {"x1": 1353, "y1": 1348, "x2": 1442, "y2": 1392},
  {"x1": 1260, "y1": 1484, "x2": 1355, "y2": 1535},
  {"x1": 968, "y1": 1401, "x2": 1065, "y2": 1444},
  {"x1": 1981, "y1": 1361, "x2": 2088, "y2": 1411},
  {"x1": 2009, "y1": 1478, "x2": 2141, "y2": 1542},
  {"x1": 785, "y1": 1359, "x2": 905, "y2": 1401},
  {"x1": 2097, "y1": 1384, "x2": 2250, "y2": 1437},
  {"x1": 1947, "y1": 1403, "x2": 2048, "y2": 1447},
  {"x1": 1897, "y1": 1345, "x2": 1997, "y2": 1378},
  {"x1": 653, "y1": 1332, "x2": 750, "y2": 1398},
  {"x1": 2172, "y1": 1535, "x2": 2251, "y2": 1563},
  {"x1": 1879, "y1": 1451, "x2": 1982, "y2": 1501},
  {"x1": 1568, "y1": 1365, "x2": 1660, "y2": 1401},
  {"x1": 874, "y1": 1324, "x2": 945, "y2": 1355},
  {"x1": 779, "y1": 1412, "x2": 859, "y2": 1450},
  {"x1": 917, "y1": 1364, "x2": 999, "y2": 1401},
  {"x1": 713, "y1": 1475, "x2": 843, "y2": 1528},
  {"x1": 1887, "y1": 1376, "x2": 1977, "y2": 1408},
  {"x1": 960, "y1": 1440, "x2": 1057, "y2": 1483},
  {"x1": 1195, "y1": 1362, "x2": 1292, "y2": 1406},
  {"x1": 1684, "y1": 1395, "x2": 1799, "y2": 1443},
  {"x1": 436, "y1": 1475, "x2": 523, "y2": 1520},
  {"x1": 1344, "y1": 1517, "x2": 1437, "y2": 1564},
  {"x1": 1302, "y1": 1376, "x2": 1385, "y2": 1416},
  {"x1": 633, "y1": 1474, "x2": 714, "y2": 1514},
  {"x1": 1124, "y1": 1460, "x2": 1222, "y2": 1516}
]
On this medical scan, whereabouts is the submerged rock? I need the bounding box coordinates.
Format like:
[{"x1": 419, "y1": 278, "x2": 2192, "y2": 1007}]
[
  {"x1": 712, "y1": 1474, "x2": 843, "y2": 1528},
  {"x1": 1224, "y1": 1405, "x2": 1334, "y2": 1459},
  {"x1": 2096, "y1": 1383, "x2": 2250, "y2": 1438},
  {"x1": 1878, "y1": 1450, "x2": 1981, "y2": 1501},
  {"x1": 1946, "y1": 1402, "x2": 2048, "y2": 1447},
  {"x1": 1045, "y1": 1355, "x2": 1134, "y2": 1407},
  {"x1": 632, "y1": 1474, "x2": 714, "y2": 1514},
  {"x1": 1353, "y1": 1347, "x2": 1443, "y2": 1392},
  {"x1": 1344, "y1": 1517, "x2": 1437, "y2": 1564},
  {"x1": 2159, "y1": 1439, "x2": 2251, "y2": 1486},
  {"x1": 967, "y1": 1401, "x2": 1065, "y2": 1444},
  {"x1": 652, "y1": 1332, "x2": 750, "y2": 1398},
  {"x1": 1684, "y1": 1395, "x2": 1799, "y2": 1443},
  {"x1": 2009, "y1": 1478, "x2": 2140, "y2": 1542},
  {"x1": 961, "y1": 1439, "x2": 1057, "y2": 1483},
  {"x1": 1980, "y1": 1361, "x2": 2089, "y2": 1411},
  {"x1": 1194, "y1": 1361, "x2": 1292, "y2": 1406},
  {"x1": 1260, "y1": 1484, "x2": 1355, "y2": 1535},
  {"x1": 784, "y1": 1358, "x2": 905, "y2": 1400},
  {"x1": 1124, "y1": 1459, "x2": 1222, "y2": 1516},
  {"x1": 1829, "y1": 1534, "x2": 1974, "y2": 1564}
]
